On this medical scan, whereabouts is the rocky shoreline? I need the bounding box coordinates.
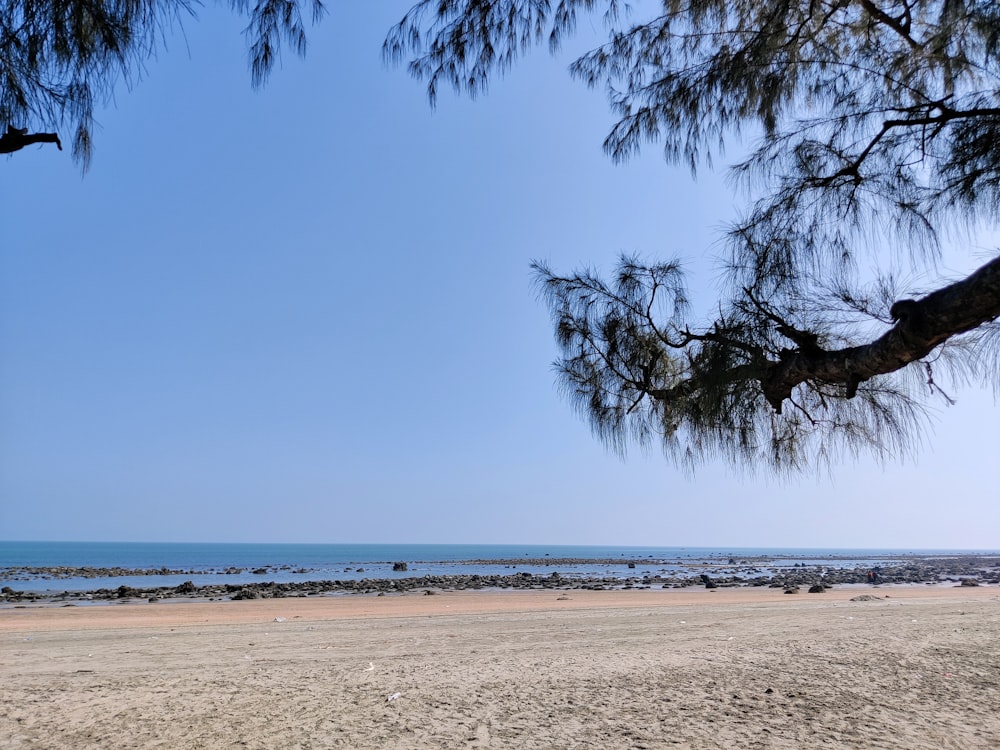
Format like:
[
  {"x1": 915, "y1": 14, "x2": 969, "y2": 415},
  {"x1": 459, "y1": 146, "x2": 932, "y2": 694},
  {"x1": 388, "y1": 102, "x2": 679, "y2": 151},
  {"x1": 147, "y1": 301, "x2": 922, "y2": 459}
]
[
  {"x1": 2, "y1": 555, "x2": 997, "y2": 605},
  {"x1": 0, "y1": 564, "x2": 308, "y2": 581}
]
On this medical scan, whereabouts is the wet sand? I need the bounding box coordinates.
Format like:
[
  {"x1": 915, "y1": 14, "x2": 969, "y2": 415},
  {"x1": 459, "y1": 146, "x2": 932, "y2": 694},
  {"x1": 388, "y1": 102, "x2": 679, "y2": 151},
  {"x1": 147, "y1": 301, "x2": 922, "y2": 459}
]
[{"x1": 2, "y1": 587, "x2": 998, "y2": 748}]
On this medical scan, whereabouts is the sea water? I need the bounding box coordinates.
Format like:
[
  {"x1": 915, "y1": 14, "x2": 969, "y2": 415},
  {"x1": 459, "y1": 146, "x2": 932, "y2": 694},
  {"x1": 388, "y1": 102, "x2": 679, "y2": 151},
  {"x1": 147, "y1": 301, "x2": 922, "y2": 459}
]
[{"x1": 1, "y1": 541, "x2": 991, "y2": 593}]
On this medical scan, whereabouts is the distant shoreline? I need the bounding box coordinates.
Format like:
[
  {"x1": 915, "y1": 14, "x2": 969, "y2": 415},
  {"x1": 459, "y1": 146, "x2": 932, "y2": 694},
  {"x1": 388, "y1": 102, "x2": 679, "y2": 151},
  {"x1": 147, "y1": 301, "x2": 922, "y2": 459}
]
[
  {"x1": 0, "y1": 553, "x2": 940, "y2": 581},
  {"x1": 3, "y1": 553, "x2": 997, "y2": 606}
]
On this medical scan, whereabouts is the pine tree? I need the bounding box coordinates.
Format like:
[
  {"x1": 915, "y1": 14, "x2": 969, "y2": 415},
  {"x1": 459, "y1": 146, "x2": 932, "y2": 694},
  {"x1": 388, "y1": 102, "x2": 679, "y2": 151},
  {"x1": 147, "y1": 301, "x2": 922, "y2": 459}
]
[
  {"x1": 385, "y1": 0, "x2": 1000, "y2": 472},
  {"x1": 0, "y1": 0, "x2": 324, "y2": 169}
]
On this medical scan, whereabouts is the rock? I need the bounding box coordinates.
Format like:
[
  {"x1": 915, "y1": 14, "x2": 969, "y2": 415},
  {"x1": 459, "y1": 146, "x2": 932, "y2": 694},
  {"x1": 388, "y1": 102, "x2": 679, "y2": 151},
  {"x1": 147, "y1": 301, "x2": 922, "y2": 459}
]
[
  {"x1": 700, "y1": 574, "x2": 717, "y2": 589},
  {"x1": 175, "y1": 580, "x2": 196, "y2": 594},
  {"x1": 392, "y1": 562, "x2": 408, "y2": 571}
]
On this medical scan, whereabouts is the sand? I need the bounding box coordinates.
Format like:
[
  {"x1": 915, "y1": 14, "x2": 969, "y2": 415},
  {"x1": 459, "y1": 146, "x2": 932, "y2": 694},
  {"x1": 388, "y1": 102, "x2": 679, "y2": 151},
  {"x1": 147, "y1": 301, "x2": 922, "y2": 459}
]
[{"x1": 2, "y1": 587, "x2": 998, "y2": 749}]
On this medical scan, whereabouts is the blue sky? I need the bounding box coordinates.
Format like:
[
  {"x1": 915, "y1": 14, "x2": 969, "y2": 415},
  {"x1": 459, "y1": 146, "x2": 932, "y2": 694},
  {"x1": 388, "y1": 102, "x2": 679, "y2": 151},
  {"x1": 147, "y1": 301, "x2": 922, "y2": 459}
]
[{"x1": 1, "y1": 3, "x2": 997, "y2": 549}]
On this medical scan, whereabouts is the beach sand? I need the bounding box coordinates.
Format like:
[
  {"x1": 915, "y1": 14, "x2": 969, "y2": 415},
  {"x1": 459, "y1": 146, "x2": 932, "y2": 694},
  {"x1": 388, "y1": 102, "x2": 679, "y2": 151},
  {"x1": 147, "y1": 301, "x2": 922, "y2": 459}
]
[{"x1": 2, "y1": 587, "x2": 998, "y2": 749}]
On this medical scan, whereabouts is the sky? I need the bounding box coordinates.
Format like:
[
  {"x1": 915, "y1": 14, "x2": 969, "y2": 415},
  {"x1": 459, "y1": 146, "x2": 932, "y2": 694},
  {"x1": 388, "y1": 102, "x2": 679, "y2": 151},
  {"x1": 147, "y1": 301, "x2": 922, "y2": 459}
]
[{"x1": 1, "y1": 3, "x2": 997, "y2": 549}]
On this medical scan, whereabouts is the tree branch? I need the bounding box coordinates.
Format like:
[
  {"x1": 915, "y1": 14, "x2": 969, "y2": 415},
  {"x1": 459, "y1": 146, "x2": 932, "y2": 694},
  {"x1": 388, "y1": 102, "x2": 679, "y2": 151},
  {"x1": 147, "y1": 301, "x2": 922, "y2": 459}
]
[
  {"x1": 858, "y1": 0, "x2": 920, "y2": 50},
  {"x1": 814, "y1": 106, "x2": 1000, "y2": 187},
  {"x1": 648, "y1": 254, "x2": 1000, "y2": 413},
  {"x1": 0, "y1": 128, "x2": 62, "y2": 154},
  {"x1": 762, "y1": 254, "x2": 1000, "y2": 411}
]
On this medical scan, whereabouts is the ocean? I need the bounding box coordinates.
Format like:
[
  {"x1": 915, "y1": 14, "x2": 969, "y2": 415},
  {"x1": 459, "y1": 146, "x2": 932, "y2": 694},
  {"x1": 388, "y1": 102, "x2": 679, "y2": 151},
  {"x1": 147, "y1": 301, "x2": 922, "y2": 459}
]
[{"x1": 2, "y1": 541, "x2": 992, "y2": 593}]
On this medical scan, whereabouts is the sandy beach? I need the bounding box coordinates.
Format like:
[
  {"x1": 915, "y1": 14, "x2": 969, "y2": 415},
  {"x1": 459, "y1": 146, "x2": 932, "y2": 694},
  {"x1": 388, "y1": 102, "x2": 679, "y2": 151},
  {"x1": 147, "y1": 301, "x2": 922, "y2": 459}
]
[{"x1": 2, "y1": 586, "x2": 998, "y2": 748}]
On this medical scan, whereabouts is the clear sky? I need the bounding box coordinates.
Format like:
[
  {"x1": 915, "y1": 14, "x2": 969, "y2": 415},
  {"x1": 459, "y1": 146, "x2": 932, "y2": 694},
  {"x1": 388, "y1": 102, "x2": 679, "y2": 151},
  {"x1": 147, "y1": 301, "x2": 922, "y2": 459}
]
[{"x1": 1, "y1": 3, "x2": 997, "y2": 549}]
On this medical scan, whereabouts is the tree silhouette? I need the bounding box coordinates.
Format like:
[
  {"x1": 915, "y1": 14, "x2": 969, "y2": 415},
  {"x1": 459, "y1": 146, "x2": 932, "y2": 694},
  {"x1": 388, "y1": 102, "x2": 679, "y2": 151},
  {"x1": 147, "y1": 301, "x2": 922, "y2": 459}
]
[
  {"x1": 386, "y1": 0, "x2": 1000, "y2": 472},
  {"x1": 1, "y1": 0, "x2": 324, "y2": 169},
  {"x1": 0, "y1": 125, "x2": 61, "y2": 153}
]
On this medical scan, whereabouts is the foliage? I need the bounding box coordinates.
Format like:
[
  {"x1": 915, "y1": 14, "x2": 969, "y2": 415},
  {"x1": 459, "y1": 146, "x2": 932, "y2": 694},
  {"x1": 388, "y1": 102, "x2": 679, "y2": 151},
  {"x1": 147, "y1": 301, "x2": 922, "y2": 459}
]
[
  {"x1": 0, "y1": 0, "x2": 324, "y2": 169},
  {"x1": 387, "y1": 0, "x2": 1000, "y2": 472}
]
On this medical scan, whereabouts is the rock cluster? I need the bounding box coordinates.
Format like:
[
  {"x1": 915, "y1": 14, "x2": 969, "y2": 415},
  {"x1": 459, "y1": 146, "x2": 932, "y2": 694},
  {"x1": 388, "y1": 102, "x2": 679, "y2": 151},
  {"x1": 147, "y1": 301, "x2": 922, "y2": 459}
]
[
  {"x1": 0, "y1": 565, "x2": 199, "y2": 580},
  {"x1": 2, "y1": 555, "x2": 997, "y2": 604}
]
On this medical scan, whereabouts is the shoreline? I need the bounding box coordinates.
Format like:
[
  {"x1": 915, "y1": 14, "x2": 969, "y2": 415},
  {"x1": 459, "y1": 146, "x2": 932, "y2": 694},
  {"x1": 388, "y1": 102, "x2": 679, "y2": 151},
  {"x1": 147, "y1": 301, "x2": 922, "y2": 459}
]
[
  {"x1": 7, "y1": 551, "x2": 998, "y2": 578},
  {"x1": 3, "y1": 552, "x2": 998, "y2": 605},
  {"x1": 2, "y1": 583, "x2": 998, "y2": 632}
]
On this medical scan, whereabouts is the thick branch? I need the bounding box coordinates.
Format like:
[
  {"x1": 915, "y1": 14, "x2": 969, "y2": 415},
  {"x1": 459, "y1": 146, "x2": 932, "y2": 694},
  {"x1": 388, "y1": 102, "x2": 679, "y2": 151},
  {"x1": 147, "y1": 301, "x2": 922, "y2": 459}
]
[
  {"x1": 0, "y1": 129, "x2": 62, "y2": 154},
  {"x1": 647, "y1": 255, "x2": 1000, "y2": 413},
  {"x1": 759, "y1": 254, "x2": 1000, "y2": 411}
]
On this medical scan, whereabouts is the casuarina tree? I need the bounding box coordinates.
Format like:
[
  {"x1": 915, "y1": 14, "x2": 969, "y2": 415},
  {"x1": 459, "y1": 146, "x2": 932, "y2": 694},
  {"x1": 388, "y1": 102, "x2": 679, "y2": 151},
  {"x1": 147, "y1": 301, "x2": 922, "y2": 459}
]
[
  {"x1": 0, "y1": 0, "x2": 324, "y2": 169},
  {"x1": 385, "y1": 0, "x2": 1000, "y2": 472}
]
